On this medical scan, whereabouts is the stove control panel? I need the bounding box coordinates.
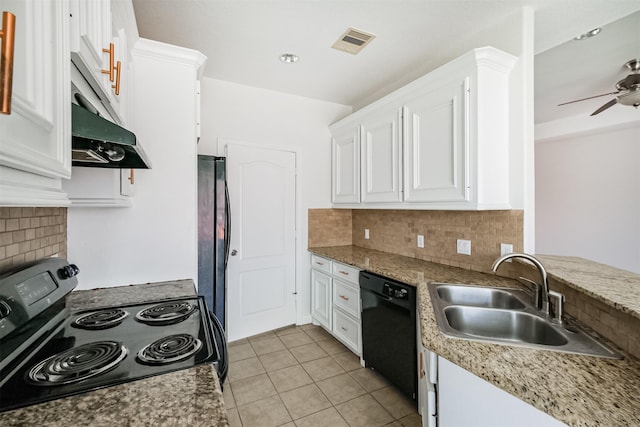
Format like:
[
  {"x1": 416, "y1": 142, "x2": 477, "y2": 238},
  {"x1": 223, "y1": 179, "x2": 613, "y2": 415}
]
[{"x1": 0, "y1": 259, "x2": 78, "y2": 340}]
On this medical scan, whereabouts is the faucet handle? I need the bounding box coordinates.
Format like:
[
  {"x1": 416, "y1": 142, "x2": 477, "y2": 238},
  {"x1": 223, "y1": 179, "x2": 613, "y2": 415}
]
[{"x1": 548, "y1": 290, "x2": 565, "y2": 322}]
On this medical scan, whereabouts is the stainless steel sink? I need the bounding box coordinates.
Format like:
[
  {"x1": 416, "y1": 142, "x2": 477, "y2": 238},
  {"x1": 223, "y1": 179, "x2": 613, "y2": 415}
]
[
  {"x1": 429, "y1": 283, "x2": 622, "y2": 358},
  {"x1": 444, "y1": 306, "x2": 568, "y2": 346},
  {"x1": 436, "y1": 284, "x2": 527, "y2": 310}
]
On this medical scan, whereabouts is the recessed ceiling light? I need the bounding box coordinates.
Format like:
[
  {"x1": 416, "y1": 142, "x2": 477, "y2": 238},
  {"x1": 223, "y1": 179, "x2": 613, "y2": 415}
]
[
  {"x1": 574, "y1": 28, "x2": 601, "y2": 40},
  {"x1": 280, "y1": 53, "x2": 298, "y2": 64}
]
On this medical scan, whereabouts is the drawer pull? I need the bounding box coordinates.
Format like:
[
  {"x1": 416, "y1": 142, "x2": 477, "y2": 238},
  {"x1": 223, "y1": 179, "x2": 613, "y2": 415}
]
[
  {"x1": 315, "y1": 262, "x2": 324, "y2": 266},
  {"x1": 339, "y1": 295, "x2": 349, "y2": 301},
  {"x1": 338, "y1": 270, "x2": 349, "y2": 275},
  {"x1": 341, "y1": 326, "x2": 348, "y2": 331}
]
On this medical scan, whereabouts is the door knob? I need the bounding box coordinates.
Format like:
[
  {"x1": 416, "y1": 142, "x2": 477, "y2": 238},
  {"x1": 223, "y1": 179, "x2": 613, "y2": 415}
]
[{"x1": 231, "y1": 249, "x2": 238, "y2": 256}]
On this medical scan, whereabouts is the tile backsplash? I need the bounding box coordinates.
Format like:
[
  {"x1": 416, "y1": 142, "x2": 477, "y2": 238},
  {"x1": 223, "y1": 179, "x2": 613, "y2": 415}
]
[
  {"x1": 309, "y1": 208, "x2": 523, "y2": 273},
  {"x1": 308, "y1": 209, "x2": 352, "y2": 248},
  {"x1": 0, "y1": 207, "x2": 67, "y2": 271}
]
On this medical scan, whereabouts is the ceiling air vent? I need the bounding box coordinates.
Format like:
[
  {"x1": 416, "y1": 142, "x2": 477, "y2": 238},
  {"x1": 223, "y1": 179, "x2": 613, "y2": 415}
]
[{"x1": 332, "y1": 27, "x2": 376, "y2": 54}]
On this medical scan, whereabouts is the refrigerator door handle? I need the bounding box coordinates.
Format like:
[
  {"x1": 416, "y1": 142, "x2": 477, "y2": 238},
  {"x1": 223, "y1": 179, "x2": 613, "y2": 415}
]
[{"x1": 224, "y1": 181, "x2": 231, "y2": 268}]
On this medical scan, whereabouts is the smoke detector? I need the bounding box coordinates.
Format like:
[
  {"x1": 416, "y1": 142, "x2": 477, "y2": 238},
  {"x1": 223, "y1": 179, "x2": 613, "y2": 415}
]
[{"x1": 332, "y1": 27, "x2": 376, "y2": 54}]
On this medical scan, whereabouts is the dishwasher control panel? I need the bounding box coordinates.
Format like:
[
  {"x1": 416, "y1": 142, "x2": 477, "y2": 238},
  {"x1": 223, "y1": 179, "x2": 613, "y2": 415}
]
[{"x1": 383, "y1": 283, "x2": 409, "y2": 299}]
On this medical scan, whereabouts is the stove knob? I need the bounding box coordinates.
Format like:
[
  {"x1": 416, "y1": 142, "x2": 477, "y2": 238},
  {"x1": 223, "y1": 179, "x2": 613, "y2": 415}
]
[
  {"x1": 0, "y1": 301, "x2": 11, "y2": 319},
  {"x1": 58, "y1": 264, "x2": 80, "y2": 279}
]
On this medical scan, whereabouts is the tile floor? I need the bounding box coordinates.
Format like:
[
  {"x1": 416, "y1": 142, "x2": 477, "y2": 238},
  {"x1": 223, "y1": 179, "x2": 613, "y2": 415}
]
[{"x1": 223, "y1": 324, "x2": 421, "y2": 427}]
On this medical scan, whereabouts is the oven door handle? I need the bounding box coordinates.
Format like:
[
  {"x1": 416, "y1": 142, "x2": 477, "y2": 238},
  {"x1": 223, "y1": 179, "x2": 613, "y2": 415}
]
[{"x1": 208, "y1": 310, "x2": 228, "y2": 385}]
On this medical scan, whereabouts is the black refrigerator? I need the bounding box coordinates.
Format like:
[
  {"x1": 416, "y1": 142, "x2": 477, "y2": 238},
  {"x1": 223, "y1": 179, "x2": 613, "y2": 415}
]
[{"x1": 198, "y1": 156, "x2": 230, "y2": 330}]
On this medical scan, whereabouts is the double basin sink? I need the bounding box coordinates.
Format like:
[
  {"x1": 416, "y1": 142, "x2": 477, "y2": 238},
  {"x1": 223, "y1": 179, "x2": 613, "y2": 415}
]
[{"x1": 428, "y1": 283, "x2": 621, "y2": 358}]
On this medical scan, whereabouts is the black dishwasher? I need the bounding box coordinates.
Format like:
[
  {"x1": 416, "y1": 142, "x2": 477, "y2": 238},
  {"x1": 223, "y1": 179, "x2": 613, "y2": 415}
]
[{"x1": 360, "y1": 271, "x2": 417, "y2": 405}]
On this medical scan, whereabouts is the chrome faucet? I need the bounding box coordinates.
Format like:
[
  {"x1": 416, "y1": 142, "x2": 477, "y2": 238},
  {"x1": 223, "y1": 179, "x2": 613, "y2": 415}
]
[{"x1": 491, "y1": 253, "x2": 552, "y2": 317}]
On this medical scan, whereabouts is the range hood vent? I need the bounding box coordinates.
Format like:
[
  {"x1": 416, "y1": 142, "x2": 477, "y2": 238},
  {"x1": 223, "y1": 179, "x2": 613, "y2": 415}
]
[
  {"x1": 332, "y1": 27, "x2": 376, "y2": 54},
  {"x1": 72, "y1": 103, "x2": 151, "y2": 169}
]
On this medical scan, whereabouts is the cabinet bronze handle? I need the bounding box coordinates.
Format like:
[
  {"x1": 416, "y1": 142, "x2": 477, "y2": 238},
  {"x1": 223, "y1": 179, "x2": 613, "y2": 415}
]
[
  {"x1": 339, "y1": 270, "x2": 349, "y2": 275},
  {"x1": 0, "y1": 11, "x2": 16, "y2": 115},
  {"x1": 102, "y1": 43, "x2": 115, "y2": 82},
  {"x1": 340, "y1": 326, "x2": 347, "y2": 331},
  {"x1": 339, "y1": 295, "x2": 349, "y2": 301},
  {"x1": 315, "y1": 262, "x2": 324, "y2": 266},
  {"x1": 112, "y1": 60, "x2": 121, "y2": 95},
  {"x1": 128, "y1": 169, "x2": 134, "y2": 185}
]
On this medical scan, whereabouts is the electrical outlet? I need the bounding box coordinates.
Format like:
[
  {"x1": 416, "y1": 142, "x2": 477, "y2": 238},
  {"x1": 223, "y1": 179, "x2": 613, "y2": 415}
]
[
  {"x1": 364, "y1": 229, "x2": 370, "y2": 240},
  {"x1": 417, "y1": 235, "x2": 424, "y2": 248},
  {"x1": 457, "y1": 239, "x2": 471, "y2": 255},
  {"x1": 500, "y1": 243, "x2": 513, "y2": 256}
]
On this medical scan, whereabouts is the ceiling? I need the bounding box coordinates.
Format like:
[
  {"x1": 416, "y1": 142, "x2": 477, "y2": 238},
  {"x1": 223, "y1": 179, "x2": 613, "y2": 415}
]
[
  {"x1": 132, "y1": 1, "x2": 640, "y2": 122},
  {"x1": 535, "y1": 10, "x2": 640, "y2": 123}
]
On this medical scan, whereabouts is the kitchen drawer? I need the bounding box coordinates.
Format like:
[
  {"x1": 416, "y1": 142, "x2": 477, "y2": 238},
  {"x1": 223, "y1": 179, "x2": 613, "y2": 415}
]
[
  {"x1": 311, "y1": 255, "x2": 332, "y2": 273},
  {"x1": 332, "y1": 262, "x2": 360, "y2": 285},
  {"x1": 333, "y1": 279, "x2": 360, "y2": 319},
  {"x1": 333, "y1": 308, "x2": 361, "y2": 355}
]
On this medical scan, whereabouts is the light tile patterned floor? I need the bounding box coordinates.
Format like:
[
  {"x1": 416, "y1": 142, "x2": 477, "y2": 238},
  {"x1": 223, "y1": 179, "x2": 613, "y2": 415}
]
[{"x1": 223, "y1": 324, "x2": 421, "y2": 427}]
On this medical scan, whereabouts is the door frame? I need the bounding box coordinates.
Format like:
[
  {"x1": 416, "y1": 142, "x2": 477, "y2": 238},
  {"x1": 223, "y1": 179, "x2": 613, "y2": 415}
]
[{"x1": 217, "y1": 138, "x2": 306, "y2": 328}]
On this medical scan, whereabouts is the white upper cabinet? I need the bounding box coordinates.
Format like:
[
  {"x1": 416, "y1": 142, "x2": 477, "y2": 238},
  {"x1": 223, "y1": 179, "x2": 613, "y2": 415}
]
[
  {"x1": 331, "y1": 125, "x2": 360, "y2": 204},
  {"x1": 361, "y1": 105, "x2": 402, "y2": 203},
  {"x1": 0, "y1": 0, "x2": 71, "y2": 206},
  {"x1": 403, "y1": 78, "x2": 468, "y2": 203},
  {"x1": 329, "y1": 47, "x2": 516, "y2": 210},
  {"x1": 70, "y1": 0, "x2": 127, "y2": 124}
]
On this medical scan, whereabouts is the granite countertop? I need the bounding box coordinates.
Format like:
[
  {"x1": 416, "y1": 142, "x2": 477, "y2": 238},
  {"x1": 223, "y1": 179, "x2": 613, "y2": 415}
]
[
  {"x1": 534, "y1": 255, "x2": 640, "y2": 320},
  {"x1": 0, "y1": 280, "x2": 229, "y2": 427},
  {"x1": 310, "y1": 246, "x2": 640, "y2": 427}
]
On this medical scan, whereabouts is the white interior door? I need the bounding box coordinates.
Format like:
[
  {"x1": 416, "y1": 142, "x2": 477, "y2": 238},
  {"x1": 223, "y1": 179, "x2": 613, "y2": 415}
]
[{"x1": 225, "y1": 143, "x2": 296, "y2": 341}]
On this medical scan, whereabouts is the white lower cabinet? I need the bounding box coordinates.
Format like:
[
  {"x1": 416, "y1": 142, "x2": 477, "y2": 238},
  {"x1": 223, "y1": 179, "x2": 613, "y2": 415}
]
[
  {"x1": 310, "y1": 269, "x2": 332, "y2": 330},
  {"x1": 310, "y1": 254, "x2": 362, "y2": 355},
  {"x1": 332, "y1": 307, "x2": 360, "y2": 353},
  {"x1": 437, "y1": 356, "x2": 567, "y2": 427}
]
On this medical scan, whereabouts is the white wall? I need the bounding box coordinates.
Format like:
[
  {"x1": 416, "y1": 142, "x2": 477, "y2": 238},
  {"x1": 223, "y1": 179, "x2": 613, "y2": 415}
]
[
  {"x1": 535, "y1": 124, "x2": 640, "y2": 273},
  {"x1": 68, "y1": 40, "x2": 205, "y2": 289},
  {"x1": 198, "y1": 78, "x2": 351, "y2": 324}
]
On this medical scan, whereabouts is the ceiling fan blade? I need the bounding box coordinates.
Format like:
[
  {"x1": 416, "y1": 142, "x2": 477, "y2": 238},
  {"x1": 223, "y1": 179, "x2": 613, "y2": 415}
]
[
  {"x1": 590, "y1": 98, "x2": 618, "y2": 116},
  {"x1": 558, "y1": 91, "x2": 619, "y2": 106}
]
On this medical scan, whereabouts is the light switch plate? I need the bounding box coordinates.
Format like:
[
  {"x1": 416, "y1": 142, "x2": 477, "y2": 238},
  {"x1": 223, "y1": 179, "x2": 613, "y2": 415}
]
[
  {"x1": 365, "y1": 229, "x2": 370, "y2": 240},
  {"x1": 457, "y1": 239, "x2": 471, "y2": 255},
  {"x1": 417, "y1": 235, "x2": 425, "y2": 248}
]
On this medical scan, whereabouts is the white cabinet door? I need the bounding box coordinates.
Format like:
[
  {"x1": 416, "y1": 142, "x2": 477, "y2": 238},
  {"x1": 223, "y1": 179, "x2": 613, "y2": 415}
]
[
  {"x1": 361, "y1": 106, "x2": 402, "y2": 203},
  {"x1": 69, "y1": 0, "x2": 111, "y2": 92},
  {"x1": 311, "y1": 269, "x2": 332, "y2": 330},
  {"x1": 333, "y1": 279, "x2": 359, "y2": 319},
  {"x1": 404, "y1": 78, "x2": 469, "y2": 203},
  {"x1": 438, "y1": 356, "x2": 567, "y2": 427},
  {"x1": 331, "y1": 126, "x2": 360, "y2": 204},
  {"x1": 332, "y1": 307, "x2": 361, "y2": 354},
  {"x1": 0, "y1": 0, "x2": 71, "y2": 206},
  {"x1": 70, "y1": 0, "x2": 125, "y2": 124}
]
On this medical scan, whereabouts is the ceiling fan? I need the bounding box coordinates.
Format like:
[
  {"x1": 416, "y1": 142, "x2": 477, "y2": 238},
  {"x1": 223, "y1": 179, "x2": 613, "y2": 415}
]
[{"x1": 558, "y1": 59, "x2": 640, "y2": 116}]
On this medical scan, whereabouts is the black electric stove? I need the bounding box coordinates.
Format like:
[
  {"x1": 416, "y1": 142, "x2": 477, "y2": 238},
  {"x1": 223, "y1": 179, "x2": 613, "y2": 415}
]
[{"x1": 0, "y1": 258, "x2": 228, "y2": 413}]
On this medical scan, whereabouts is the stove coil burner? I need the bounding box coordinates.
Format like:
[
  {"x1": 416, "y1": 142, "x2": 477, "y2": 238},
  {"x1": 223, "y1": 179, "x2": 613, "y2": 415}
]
[
  {"x1": 137, "y1": 334, "x2": 202, "y2": 365},
  {"x1": 135, "y1": 301, "x2": 198, "y2": 326},
  {"x1": 28, "y1": 341, "x2": 128, "y2": 386},
  {"x1": 72, "y1": 309, "x2": 129, "y2": 330}
]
